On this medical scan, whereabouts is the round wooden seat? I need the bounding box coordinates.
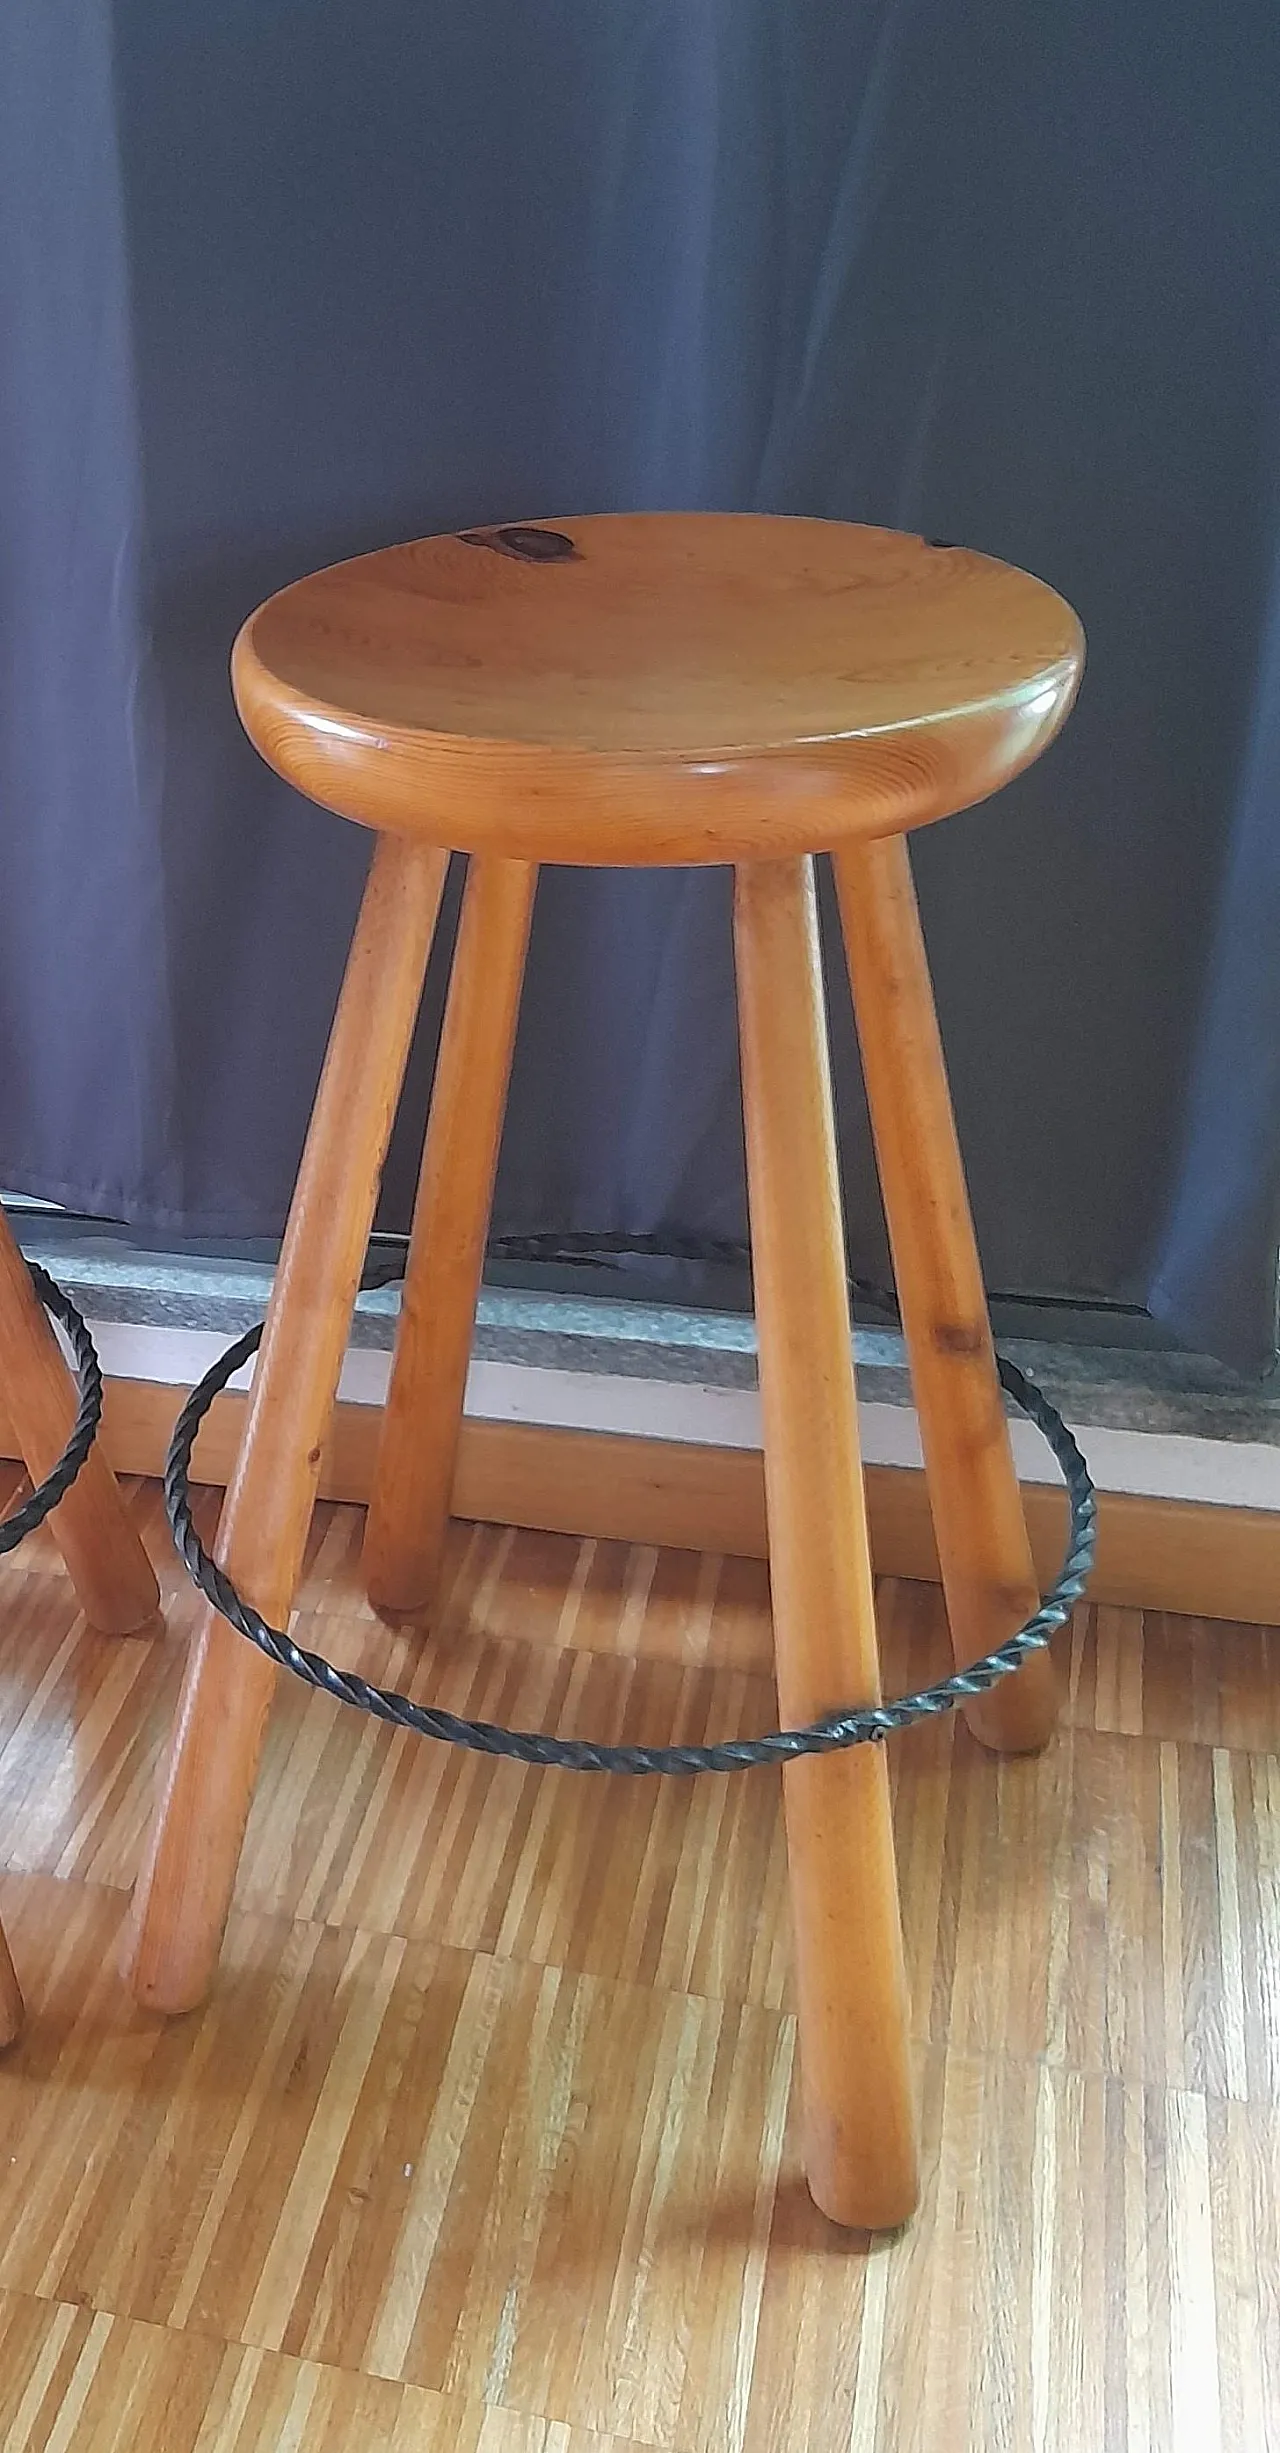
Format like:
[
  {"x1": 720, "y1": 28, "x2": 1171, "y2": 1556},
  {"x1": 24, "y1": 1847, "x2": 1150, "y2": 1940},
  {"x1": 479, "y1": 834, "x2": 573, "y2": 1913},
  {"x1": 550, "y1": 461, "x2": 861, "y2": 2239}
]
[
  {"x1": 233, "y1": 514, "x2": 1083, "y2": 862},
  {"x1": 134, "y1": 512, "x2": 1085, "y2": 2234}
]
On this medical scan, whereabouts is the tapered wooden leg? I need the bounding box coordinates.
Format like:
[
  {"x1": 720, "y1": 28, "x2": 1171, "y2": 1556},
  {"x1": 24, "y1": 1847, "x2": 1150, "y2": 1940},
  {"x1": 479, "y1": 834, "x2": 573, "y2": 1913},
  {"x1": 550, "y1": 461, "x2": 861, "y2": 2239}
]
[
  {"x1": 734, "y1": 856, "x2": 918, "y2": 2230},
  {"x1": 0, "y1": 1918, "x2": 23, "y2": 2048},
  {"x1": 364, "y1": 856, "x2": 536, "y2": 1618},
  {"x1": 833, "y1": 832, "x2": 1059, "y2": 1754},
  {"x1": 0, "y1": 1214, "x2": 159, "y2": 1635},
  {"x1": 125, "y1": 836, "x2": 450, "y2": 2013}
]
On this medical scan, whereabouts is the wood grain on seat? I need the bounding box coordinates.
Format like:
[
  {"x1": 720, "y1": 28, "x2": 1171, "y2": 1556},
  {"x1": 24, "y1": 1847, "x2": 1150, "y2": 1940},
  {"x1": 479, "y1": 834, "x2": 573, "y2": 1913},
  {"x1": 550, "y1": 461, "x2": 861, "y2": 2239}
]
[{"x1": 233, "y1": 514, "x2": 1083, "y2": 863}]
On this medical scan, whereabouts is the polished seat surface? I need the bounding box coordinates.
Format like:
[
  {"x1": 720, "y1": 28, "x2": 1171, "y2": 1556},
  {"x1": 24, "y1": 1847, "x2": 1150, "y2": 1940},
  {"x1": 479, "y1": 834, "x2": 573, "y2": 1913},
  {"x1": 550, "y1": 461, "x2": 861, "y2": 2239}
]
[{"x1": 233, "y1": 514, "x2": 1083, "y2": 862}]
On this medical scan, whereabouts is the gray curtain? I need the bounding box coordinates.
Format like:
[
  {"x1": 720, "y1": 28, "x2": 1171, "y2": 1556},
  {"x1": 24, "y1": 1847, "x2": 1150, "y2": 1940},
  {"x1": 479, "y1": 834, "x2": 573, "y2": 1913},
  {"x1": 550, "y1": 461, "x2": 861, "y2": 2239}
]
[{"x1": 2, "y1": 1, "x2": 1277, "y2": 1371}]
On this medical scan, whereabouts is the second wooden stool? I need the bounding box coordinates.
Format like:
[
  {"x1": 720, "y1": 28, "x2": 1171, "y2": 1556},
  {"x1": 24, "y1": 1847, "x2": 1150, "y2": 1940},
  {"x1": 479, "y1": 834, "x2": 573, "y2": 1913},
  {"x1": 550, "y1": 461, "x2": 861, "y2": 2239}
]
[{"x1": 0, "y1": 1211, "x2": 159, "y2": 2038}]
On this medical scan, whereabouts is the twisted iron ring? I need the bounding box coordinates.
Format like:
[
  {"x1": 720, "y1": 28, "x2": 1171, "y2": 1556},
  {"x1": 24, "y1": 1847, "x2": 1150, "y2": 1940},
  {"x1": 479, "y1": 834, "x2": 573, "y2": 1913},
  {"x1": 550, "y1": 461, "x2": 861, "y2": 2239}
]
[
  {"x1": 164, "y1": 1241, "x2": 1096, "y2": 1774},
  {"x1": 1, "y1": 1263, "x2": 105, "y2": 1556}
]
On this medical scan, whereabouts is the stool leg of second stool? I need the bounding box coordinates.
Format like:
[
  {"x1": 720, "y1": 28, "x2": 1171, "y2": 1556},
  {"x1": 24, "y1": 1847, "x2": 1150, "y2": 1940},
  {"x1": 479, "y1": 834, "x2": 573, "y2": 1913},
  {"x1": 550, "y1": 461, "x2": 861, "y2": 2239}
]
[
  {"x1": 364, "y1": 855, "x2": 537, "y2": 1619},
  {"x1": 0, "y1": 1213, "x2": 159, "y2": 1635},
  {"x1": 833, "y1": 832, "x2": 1059, "y2": 1754},
  {"x1": 125, "y1": 836, "x2": 449, "y2": 2014},
  {"x1": 0, "y1": 1917, "x2": 23, "y2": 2048},
  {"x1": 735, "y1": 856, "x2": 918, "y2": 2230}
]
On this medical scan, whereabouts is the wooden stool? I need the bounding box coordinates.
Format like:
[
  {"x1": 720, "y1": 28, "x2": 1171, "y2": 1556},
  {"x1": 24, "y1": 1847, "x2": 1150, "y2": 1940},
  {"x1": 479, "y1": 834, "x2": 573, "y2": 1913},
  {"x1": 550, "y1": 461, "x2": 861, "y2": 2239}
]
[
  {"x1": 126, "y1": 516, "x2": 1082, "y2": 2227},
  {"x1": 0, "y1": 1209, "x2": 160, "y2": 2039}
]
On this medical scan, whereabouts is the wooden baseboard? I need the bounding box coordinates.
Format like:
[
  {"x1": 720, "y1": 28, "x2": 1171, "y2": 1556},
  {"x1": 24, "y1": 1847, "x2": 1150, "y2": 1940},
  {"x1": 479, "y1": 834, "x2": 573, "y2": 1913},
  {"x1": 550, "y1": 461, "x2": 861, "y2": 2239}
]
[{"x1": 4, "y1": 1376, "x2": 1276, "y2": 1625}]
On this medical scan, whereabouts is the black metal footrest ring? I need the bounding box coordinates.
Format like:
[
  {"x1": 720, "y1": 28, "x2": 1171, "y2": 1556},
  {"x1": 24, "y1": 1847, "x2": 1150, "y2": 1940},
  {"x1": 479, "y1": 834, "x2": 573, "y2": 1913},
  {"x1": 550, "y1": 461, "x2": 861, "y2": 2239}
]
[
  {"x1": 0, "y1": 1264, "x2": 106, "y2": 1557},
  {"x1": 163, "y1": 1292, "x2": 1097, "y2": 1776}
]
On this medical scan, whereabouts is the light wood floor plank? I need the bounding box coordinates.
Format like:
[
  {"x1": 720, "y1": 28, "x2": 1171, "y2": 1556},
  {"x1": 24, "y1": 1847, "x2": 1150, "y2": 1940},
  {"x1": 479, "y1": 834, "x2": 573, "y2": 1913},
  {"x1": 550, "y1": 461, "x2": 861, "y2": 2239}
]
[
  {"x1": 0, "y1": 1880, "x2": 793, "y2": 2439},
  {"x1": 0, "y1": 1495, "x2": 1275, "y2": 2448},
  {"x1": 0, "y1": 2289, "x2": 657, "y2": 2451}
]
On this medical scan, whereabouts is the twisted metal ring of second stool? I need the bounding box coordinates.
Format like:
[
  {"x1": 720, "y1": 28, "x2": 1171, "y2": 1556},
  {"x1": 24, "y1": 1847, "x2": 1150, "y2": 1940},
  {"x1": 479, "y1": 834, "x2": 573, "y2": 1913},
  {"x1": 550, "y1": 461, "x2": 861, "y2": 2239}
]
[{"x1": 0, "y1": 1264, "x2": 106, "y2": 1559}]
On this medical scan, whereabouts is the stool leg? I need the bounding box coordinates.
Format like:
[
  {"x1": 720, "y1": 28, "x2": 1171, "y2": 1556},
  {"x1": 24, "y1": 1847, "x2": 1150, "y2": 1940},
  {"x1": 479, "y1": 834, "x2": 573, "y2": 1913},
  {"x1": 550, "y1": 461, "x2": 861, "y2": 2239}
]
[
  {"x1": 364, "y1": 855, "x2": 537, "y2": 1618},
  {"x1": 734, "y1": 856, "x2": 918, "y2": 2230},
  {"x1": 0, "y1": 1213, "x2": 159, "y2": 1635},
  {"x1": 125, "y1": 836, "x2": 449, "y2": 2014},
  {"x1": 0, "y1": 1918, "x2": 22, "y2": 2048},
  {"x1": 833, "y1": 833, "x2": 1059, "y2": 1754}
]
